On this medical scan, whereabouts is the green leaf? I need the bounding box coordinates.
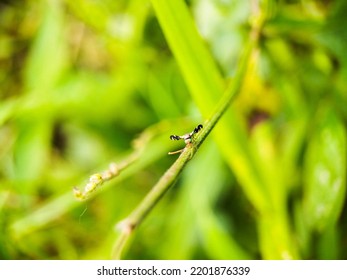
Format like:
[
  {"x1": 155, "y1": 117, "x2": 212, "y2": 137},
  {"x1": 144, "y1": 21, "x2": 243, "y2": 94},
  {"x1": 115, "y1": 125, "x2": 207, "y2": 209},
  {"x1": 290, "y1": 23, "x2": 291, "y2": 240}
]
[
  {"x1": 150, "y1": 0, "x2": 299, "y2": 259},
  {"x1": 24, "y1": 0, "x2": 68, "y2": 93},
  {"x1": 150, "y1": 0, "x2": 267, "y2": 213},
  {"x1": 303, "y1": 107, "x2": 347, "y2": 231},
  {"x1": 12, "y1": 120, "x2": 52, "y2": 193}
]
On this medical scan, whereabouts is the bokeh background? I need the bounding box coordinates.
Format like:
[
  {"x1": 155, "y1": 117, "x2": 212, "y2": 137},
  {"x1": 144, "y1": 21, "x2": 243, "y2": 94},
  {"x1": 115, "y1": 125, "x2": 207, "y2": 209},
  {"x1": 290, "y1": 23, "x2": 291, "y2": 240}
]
[{"x1": 1, "y1": 0, "x2": 347, "y2": 259}]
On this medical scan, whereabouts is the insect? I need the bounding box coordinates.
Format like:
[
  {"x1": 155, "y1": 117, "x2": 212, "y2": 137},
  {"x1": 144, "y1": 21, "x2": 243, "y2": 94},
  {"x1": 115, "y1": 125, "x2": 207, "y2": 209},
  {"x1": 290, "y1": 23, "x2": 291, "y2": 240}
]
[
  {"x1": 170, "y1": 124, "x2": 203, "y2": 145},
  {"x1": 168, "y1": 124, "x2": 203, "y2": 155}
]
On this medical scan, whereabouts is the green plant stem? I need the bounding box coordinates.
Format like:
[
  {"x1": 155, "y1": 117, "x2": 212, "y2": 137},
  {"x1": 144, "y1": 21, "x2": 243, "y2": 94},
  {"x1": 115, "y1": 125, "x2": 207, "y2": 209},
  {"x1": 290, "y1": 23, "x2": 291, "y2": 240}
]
[
  {"x1": 73, "y1": 122, "x2": 164, "y2": 200},
  {"x1": 112, "y1": 24, "x2": 261, "y2": 259}
]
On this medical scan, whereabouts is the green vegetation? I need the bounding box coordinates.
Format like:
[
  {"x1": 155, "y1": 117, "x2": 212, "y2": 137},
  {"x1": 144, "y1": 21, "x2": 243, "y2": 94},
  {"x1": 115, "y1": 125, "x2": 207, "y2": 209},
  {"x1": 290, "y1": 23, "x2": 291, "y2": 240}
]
[{"x1": 0, "y1": 0, "x2": 346, "y2": 260}]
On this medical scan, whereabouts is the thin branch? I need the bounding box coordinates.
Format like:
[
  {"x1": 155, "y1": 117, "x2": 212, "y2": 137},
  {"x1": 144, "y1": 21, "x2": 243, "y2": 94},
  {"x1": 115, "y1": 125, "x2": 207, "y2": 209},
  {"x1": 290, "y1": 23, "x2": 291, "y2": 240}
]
[
  {"x1": 72, "y1": 121, "x2": 171, "y2": 200},
  {"x1": 112, "y1": 22, "x2": 262, "y2": 259}
]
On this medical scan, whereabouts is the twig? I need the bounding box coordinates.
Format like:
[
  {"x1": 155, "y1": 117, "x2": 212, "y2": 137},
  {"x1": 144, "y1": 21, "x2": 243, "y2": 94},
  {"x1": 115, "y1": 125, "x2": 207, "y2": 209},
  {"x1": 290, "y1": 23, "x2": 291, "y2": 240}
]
[
  {"x1": 112, "y1": 20, "x2": 262, "y2": 259},
  {"x1": 73, "y1": 121, "x2": 170, "y2": 200}
]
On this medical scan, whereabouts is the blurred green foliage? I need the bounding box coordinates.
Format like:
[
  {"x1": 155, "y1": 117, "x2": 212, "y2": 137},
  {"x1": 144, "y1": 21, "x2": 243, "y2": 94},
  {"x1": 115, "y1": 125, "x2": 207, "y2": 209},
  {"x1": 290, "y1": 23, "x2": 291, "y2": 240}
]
[{"x1": 0, "y1": 0, "x2": 346, "y2": 260}]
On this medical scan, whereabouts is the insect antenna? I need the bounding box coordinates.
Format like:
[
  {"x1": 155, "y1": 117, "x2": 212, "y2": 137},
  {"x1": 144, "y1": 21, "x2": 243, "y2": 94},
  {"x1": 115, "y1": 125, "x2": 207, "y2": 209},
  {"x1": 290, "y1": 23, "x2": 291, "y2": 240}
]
[
  {"x1": 170, "y1": 135, "x2": 181, "y2": 140},
  {"x1": 193, "y1": 124, "x2": 203, "y2": 134}
]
